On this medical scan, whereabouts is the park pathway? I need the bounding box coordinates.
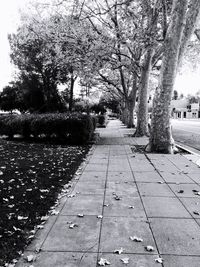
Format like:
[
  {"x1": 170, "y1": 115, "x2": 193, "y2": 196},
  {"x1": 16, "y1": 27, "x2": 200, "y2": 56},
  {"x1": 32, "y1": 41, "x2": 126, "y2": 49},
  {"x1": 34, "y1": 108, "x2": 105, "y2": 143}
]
[{"x1": 17, "y1": 120, "x2": 200, "y2": 267}]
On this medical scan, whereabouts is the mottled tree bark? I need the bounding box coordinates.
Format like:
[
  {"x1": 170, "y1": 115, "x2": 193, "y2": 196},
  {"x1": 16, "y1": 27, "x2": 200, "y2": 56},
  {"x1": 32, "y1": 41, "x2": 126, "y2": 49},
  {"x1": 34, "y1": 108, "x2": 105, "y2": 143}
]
[
  {"x1": 147, "y1": 0, "x2": 188, "y2": 153},
  {"x1": 134, "y1": 48, "x2": 154, "y2": 136}
]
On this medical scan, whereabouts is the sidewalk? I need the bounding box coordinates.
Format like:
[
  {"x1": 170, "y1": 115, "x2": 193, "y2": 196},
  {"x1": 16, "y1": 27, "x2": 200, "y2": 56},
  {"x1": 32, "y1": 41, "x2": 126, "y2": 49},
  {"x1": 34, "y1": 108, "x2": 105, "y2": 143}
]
[{"x1": 16, "y1": 120, "x2": 200, "y2": 267}]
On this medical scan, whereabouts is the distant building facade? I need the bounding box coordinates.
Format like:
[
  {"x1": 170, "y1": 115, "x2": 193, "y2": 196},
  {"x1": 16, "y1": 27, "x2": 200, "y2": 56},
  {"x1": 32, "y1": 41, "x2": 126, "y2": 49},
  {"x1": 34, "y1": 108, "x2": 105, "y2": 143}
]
[{"x1": 171, "y1": 99, "x2": 200, "y2": 119}]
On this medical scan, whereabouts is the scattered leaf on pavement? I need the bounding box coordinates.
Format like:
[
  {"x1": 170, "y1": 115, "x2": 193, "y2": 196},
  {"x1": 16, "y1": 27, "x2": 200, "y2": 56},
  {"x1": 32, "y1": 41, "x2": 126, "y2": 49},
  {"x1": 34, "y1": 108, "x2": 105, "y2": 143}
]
[
  {"x1": 114, "y1": 248, "x2": 124, "y2": 254},
  {"x1": 121, "y1": 257, "x2": 129, "y2": 264},
  {"x1": 98, "y1": 258, "x2": 111, "y2": 266},
  {"x1": 130, "y1": 236, "x2": 143, "y2": 242},
  {"x1": 145, "y1": 245, "x2": 154, "y2": 252}
]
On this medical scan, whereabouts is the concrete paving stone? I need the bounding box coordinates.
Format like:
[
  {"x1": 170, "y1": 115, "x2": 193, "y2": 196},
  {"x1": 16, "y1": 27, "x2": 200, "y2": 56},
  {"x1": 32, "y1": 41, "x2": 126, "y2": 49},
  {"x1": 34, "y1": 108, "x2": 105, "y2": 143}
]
[
  {"x1": 160, "y1": 171, "x2": 195, "y2": 184},
  {"x1": 106, "y1": 181, "x2": 138, "y2": 196},
  {"x1": 79, "y1": 171, "x2": 107, "y2": 182},
  {"x1": 99, "y1": 217, "x2": 157, "y2": 253},
  {"x1": 107, "y1": 171, "x2": 134, "y2": 182},
  {"x1": 108, "y1": 163, "x2": 131, "y2": 172},
  {"x1": 42, "y1": 216, "x2": 100, "y2": 252},
  {"x1": 84, "y1": 163, "x2": 108, "y2": 172},
  {"x1": 103, "y1": 195, "x2": 146, "y2": 217},
  {"x1": 137, "y1": 183, "x2": 175, "y2": 197},
  {"x1": 87, "y1": 158, "x2": 108, "y2": 165},
  {"x1": 130, "y1": 163, "x2": 155, "y2": 172},
  {"x1": 150, "y1": 218, "x2": 200, "y2": 255},
  {"x1": 168, "y1": 183, "x2": 200, "y2": 198},
  {"x1": 180, "y1": 198, "x2": 200, "y2": 218},
  {"x1": 97, "y1": 253, "x2": 159, "y2": 267},
  {"x1": 187, "y1": 173, "x2": 200, "y2": 184},
  {"x1": 16, "y1": 252, "x2": 97, "y2": 267},
  {"x1": 152, "y1": 163, "x2": 179, "y2": 172},
  {"x1": 142, "y1": 196, "x2": 192, "y2": 218},
  {"x1": 162, "y1": 255, "x2": 200, "y2": 267},
  {"x1": 71, "y1": 181, "x2": 105, "y2": 195},
  {"x1": 61, "y1": 194, "x2": 104, "y2": 215},
  {"x1": 26, "y1": 216, "x2": 57, "y2": 252},
  {"x1": 133, "y1": 171, "x2": 164, "y2": 183}
]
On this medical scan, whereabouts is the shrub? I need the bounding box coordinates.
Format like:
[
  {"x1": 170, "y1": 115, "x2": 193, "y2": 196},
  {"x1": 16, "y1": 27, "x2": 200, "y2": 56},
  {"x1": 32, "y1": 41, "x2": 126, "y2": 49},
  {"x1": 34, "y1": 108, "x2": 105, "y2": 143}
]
[
  {"x1": 0, "y1": 113, "x2": 96, "y2": 144},
  {"x1": 97, "y1": 114, "x2": 108, "y2": 127}
]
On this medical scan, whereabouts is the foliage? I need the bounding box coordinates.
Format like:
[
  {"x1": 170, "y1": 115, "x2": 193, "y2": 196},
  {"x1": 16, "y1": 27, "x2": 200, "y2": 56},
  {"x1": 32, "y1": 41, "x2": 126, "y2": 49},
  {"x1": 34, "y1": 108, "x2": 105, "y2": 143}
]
[
  {"x1": 0, "y1": 113, "x2": 96, "y2": 144},
  {"x1": 0, "y1": 85, "x2": 24, "y2": 112}
]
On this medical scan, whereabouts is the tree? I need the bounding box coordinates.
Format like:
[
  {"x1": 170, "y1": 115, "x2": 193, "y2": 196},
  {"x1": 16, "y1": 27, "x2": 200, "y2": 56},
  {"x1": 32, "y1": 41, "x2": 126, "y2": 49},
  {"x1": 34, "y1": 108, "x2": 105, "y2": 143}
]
[
  {"x1": 0, "y1": 85, "x2": 23, "y2": 112},
  {"x1": 147, "y1": 0, "x2": 200, "y2": 153}
]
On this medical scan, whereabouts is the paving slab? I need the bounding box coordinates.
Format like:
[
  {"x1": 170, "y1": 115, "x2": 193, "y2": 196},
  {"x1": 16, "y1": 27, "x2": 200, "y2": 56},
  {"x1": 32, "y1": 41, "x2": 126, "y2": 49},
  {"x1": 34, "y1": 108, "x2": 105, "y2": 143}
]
[
  {"x1": 104, "y1": 196, "x2": 146, "y2": 217},
  {"x1": 71, "y1": 181, "x2": 105, "y2": 195},
  {"x1": 137, "y1": 182, "x2": 175, "y2": 197},
  {"x1": 42, "y1": 215, "x2": 101, "y2": 252},
  {"x1": 97, "y1": 253, "x2": 159, "y2": 267},
  {"x1": 133, "y1": 171, "x2": 164, "y2": 183},
  {"x1": 162, "y1": 255, "x2": 200, "y2": 267},
  {"x1": 150, "y1": 218, "x2": 200, "y2": 255},
  {"x1": 61, "y1": 194, "x2": 104, "y2": 215},
  {"x1": 142, "y1": 196, "x2": 192, "y2": 218},
  {"x1": 187, "y1": 173, "x2": 200, "y2": 184},
  {"x1": 179, "y1": 197, "x2": 200, "y2": 218},
  {"x1": 26, "y1": 216, "x2": 57, "y2": 252},
  {"x1": 99, "y1": 217, "x2": 157, "y2": 254},
  {"x1": 160, "y1": 171, "x2": 195, "y2": 184},
  {"x1": 106, "y1": 181, "x2": 138, "y2": 196},
  {"x1": 16, "y1": 252, "x2": 97, "y2": 267},
  {"x1": 79, "y1": 171, "x2": 107, "y2": 182},
  {"x1": 84, "y1": 163, "x2": 108, "y2": 172},
  {"x1": 108, "y1": 163, "x2": 132, "y2": 172},
  {"x1": 168, "y1": 183, "x2": 200, "y2": 198},
  {"x1": 107, "y1": 171, "x2": 134, "y2": 182}
]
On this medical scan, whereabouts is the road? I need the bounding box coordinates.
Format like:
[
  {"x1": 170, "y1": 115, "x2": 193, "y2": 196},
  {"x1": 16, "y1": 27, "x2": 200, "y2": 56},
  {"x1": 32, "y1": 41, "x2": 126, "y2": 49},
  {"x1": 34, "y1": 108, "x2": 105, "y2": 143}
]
[{"x1": 172, "y1": 119, "x2": 200, "y2": 151}]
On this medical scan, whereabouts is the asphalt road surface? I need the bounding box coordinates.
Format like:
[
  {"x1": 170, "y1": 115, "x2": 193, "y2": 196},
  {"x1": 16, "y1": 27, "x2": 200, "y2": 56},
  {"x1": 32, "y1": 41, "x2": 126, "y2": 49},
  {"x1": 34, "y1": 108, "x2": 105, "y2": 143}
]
[{"x1": 172, "y1": 119, "x2": 200, "y2": 151}]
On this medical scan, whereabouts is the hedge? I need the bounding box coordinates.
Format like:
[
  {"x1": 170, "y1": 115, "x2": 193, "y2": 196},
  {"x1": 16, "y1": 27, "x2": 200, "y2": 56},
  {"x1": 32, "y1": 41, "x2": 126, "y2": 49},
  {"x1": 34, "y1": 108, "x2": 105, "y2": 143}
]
[{"x1": 0, "y1": 113, "x2": 96, "y2": 144}]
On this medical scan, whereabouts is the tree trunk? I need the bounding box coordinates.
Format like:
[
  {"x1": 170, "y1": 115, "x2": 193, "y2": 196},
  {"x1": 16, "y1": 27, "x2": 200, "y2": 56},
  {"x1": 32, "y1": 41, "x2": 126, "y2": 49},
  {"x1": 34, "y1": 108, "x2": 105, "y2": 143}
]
[
  {"x1": 134, "y1": 48, "x2": 154, "y2": 136},
  {"x1": 69, "y1": 73, "x2": 75, "y2": 112},
  {"x1": 127, "y1": 87, "x2": 137, "y2": 128},
  {"x1": 147, "y1": 0, "x2": 188, "y2": 153}
]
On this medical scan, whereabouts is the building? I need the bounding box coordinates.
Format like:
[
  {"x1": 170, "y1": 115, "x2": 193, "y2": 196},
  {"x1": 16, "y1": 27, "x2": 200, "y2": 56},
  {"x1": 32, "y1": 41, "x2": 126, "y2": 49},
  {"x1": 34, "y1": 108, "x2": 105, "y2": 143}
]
[{"x1": 171, "y1": 99, "x2": 200, "y2": 119}]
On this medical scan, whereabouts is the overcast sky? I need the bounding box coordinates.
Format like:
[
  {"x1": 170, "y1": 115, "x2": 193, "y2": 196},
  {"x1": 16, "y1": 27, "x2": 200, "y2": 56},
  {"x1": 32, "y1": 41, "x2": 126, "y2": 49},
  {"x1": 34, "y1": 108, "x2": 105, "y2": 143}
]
[{"x1": 0, "y1": 1, "x2": 199, "y2": 96}]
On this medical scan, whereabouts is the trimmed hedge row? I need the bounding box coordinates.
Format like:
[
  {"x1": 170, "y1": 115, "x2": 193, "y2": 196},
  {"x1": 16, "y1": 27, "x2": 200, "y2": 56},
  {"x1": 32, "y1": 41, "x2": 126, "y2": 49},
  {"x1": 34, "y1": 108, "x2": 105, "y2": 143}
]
[{"x1": 0, "y1": 113, "x2": 97, "y2": 143}]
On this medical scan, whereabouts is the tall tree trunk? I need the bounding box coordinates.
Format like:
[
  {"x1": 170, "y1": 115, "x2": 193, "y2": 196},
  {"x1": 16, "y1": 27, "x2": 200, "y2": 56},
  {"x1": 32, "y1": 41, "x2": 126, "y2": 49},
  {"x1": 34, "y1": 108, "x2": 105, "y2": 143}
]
[
  {"x1": 134, "y1": 48, "x2": 154, "y2": 136},
  {"x1": 127, "y1": 81, "x2": 137, "y2": 128},
  {"x1": 147, "y1": 0, "x2": 188, "y2": 153},
  {"x1": 69, "y1": 73, "x2": 75, "y2": 112}
]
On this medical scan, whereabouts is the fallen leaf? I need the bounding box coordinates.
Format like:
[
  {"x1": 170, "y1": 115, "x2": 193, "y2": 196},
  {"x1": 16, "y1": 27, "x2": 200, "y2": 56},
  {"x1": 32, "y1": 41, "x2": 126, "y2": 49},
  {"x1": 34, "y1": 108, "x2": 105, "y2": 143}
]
[
  {"x1": 128, "y1": 206, "x2": 134, "y2": 209},
  {"x1": 26, "y1": 255, "x2": 35, "y2": 262},
  {"x1": 129, "y1": 236, "x2": 143, "y2": 242},
  {"x1": 97, "y1": 215, "x2": 103, "y2": 219},
  {"x1": 50, "y1": 210, "x2": 59, "y2": 216},
  {"x1": 121, "y1": 257, "x2": 129, "y2": 264},
  {"x1": 193, "y1": 211, "x2": 200, "y2": 215},
  {"x1": 145, "y1": 245, "x2": 154, "y2": 252},
  {"x1": 158, "y1": 181, "x2": 164, "y2": 184},
  {"x1": 155, "y1": 257, "x2": 163, "y2": 264},
  {"x1": 177, "y1": 190, "x2": 184, "y2": 194},
  {"x1": 114, "y1": 247, "x2": 124, "y2": 254},
  {"x1": 77, "y1": 214, "x2": 84, "y2": 217},
  {"x1": 69, "y1": 223, "x2": 78, "y2": 229},
  {"x1": 114, "y1": 196, "x2": 122, "y2": 201},
  {"x1": 98, "y1": 258, "x2": 111, "y2": 266}
]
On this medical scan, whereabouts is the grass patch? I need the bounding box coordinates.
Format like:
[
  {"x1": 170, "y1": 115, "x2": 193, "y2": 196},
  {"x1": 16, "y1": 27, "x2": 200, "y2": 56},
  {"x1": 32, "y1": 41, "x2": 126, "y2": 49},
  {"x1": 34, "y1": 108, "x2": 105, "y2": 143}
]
[{"x1": 0, "y1": 138, "x2": 90, "y2": 265}]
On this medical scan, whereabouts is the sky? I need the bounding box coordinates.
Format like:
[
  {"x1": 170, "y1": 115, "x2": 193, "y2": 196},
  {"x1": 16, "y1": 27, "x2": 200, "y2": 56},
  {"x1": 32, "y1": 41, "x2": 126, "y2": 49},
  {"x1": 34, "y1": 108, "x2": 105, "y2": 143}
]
[
  {"x1": 0, "y1": 1, "x2": 200, "y2": 96},
  {"x1": 0, "y1": 0, "x2": 30, "y2": 90}
]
